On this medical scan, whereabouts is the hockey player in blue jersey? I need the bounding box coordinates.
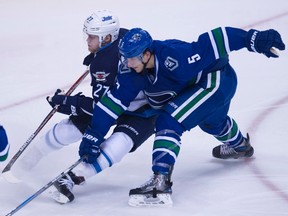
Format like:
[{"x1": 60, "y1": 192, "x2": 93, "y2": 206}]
[
  {"x1": 77, "y1": 27, "x2": 285, "y2": 206},
  {"x1": 0, "y1": 125, "x2": 9, "y2": 162},
  {"x1": 14, "y1": 10, "x2": 157, "y2": 204}
]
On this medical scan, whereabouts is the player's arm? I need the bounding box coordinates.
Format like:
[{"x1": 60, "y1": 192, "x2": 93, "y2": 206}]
[
  {"x1": 78, "y1": 72, "x2": 145, "y2": 163},
  {"x1": 227, "y1": 27, "x2": 285, "y2": 57},
  {"x1": 199, "y1": 27, "x2": 285, "y2": 60},
  {"x1": 47, "y1": 90, "x2": 94, "y2": 116}
]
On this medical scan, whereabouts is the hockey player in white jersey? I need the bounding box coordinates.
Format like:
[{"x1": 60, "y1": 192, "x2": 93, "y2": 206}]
[{"x1": 13, "y1": 10, "x2": 158, "y2": 204}]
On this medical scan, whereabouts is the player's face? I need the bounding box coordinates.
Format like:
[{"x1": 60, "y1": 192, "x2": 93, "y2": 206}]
[
  {"x1": 126, "y1": 56, "x2": 144, "y2": 73},
  {"x1": 86, "y1": 34, "x2": 100, "y2": 53}
]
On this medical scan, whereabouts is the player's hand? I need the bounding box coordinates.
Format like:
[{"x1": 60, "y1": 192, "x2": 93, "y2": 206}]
[
  {"x1": 46, "y1": 89, "x2": 65, "y2": 108},
  {"x1": 79, "y1": 128, "x2": 104, "y2": 163},
  {"x1": 246, "y1": 29, "x2": 285, "y2": 58},
  {"x1": 46, "y1": 89, "x2": 85, "y2": 116}
]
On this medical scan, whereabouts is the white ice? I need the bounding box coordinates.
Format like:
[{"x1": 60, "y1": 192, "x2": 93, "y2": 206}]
[{"x1": 0, "y1": 0, "x2": 288, "y2": 215}]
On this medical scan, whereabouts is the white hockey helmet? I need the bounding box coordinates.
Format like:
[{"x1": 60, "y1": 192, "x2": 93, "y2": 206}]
[{"x1": 83, "y1": 10, "x2": 120, "y2": 47}]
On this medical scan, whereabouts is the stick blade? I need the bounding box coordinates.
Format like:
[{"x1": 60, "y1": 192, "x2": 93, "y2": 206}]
[{"x1": 2, "y1": 170, "x2": 22, "y2": 183}]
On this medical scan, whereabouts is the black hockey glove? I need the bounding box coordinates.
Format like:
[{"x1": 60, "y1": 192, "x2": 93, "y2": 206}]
[
  {"x1": 78, "y1": 127, "x2": 104, "y2": 163},
  {"x1": 246, "y1": 29, "x2": 285, "y2": 58},
  {"x1": 47, "y1": 89, "x2": 93, "y2": 116}
]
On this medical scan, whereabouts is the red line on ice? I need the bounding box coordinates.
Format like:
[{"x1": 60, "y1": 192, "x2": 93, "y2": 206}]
[
  {"x1": 241, "y1": 10, "x2": 288, "y2": 203},
  {"x1": 245, "y1": 96, "x2": 288, "y2": 202},
  {"x1": 0, "y1": 80, "x2": 89, "y2": 112},
  {"x1": 1, "y1": 9, "x2": 288, "y2": 203},
  {"x1": 0, "y1": 12, "x2": 287, "y2": 112}
]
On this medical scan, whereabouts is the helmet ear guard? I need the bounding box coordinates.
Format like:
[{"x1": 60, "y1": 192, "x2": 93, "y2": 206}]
[
  {"x1": 118, "y1": 28, "x2": 153, "y2": 59},
  {"x1": 83, "y1": 10, "x2": 120, "y2": 47}
]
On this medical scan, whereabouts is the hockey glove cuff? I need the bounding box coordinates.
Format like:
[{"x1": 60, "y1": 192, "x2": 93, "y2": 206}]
[
  {"x1": 79, "y1": 128, "x2": 105, "y2": 164},
  {"x1": 246, "y1": 29, "x2": 285, "y2": 58},
  {"x1": 47, "y1": 89, "x2": 93, "y2": 116}
]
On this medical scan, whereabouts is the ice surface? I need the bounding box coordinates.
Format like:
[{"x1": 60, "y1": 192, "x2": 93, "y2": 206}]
[{"x1": 1, "y1": 1, "x2": 288, "y2": 215}]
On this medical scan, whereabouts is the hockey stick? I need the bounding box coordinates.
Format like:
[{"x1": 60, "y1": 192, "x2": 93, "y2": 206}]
[
  {"x1": 1, "y1": 70, "x2": 89, "y2": 183},
  {"x1": 4, "y1": 158, "x2": 83, "y2": 216}
]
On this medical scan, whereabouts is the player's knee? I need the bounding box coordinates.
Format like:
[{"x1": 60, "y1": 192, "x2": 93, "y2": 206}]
[
  {"x1": 156, "y1": 113, "x2": 184, "y2": 135},
  {"x1": 49, "y1": 119, "x2": 82, "y2": 147},
  {"x1": 101, "y1": 132, "x2": 133, "y2": 164}
]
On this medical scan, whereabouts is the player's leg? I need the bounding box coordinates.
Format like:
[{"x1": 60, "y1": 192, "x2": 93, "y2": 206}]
[
  {"x1": 148, "y1": 70, "x2": 229, "y2": 176},
  {"x1": 52, "y1": 114, "x2": 157, "y2": 204},
  {"x1": 83, "y1": 114, "x2": 156, "y2": 175},
  {"x1": 15, "y1": 115, "x2": 89, "y2": 176},
  {"x1": 128, "y1": 68, "x2": 239, "y2": 205},
  {"x1": 199, "y1": 107, "x2": 254, "y2": 159}
]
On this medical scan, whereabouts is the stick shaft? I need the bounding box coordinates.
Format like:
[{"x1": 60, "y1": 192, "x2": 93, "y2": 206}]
[
  {"x1": 2, "y1": 70, "x2": 89, "y2": 174},
  {"x1": 5, "y1": 159, "x2": 83, "y2": 216}
]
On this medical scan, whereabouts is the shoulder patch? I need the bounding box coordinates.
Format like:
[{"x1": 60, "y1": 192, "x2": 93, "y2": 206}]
[
  {"x1": 164, "y1": 56, "x2": 179, "y2": 71},
  {"x1": 119, "y1": 63, "x2": 132, "y2": 74}
]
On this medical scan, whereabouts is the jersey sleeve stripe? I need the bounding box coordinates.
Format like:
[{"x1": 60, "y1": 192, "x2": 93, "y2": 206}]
[
  {"x1": 211, "y1": 28, "x2": 228, "y2": 58},
  {"x1": 97, "y1": 102, "x2": 119, "y2": 119},
  {"x1": 99, "y1": 93, "x2": 127, "y2": 117},
  {"x1": 106, "y1": 92, "x2": 127, "y2": 110},
  {"x1": 208, "y1": 31, "x2": 219, "y2": 59},
  {"x1": 221, "y1": 27, "x2": 231, "y2": 53}
]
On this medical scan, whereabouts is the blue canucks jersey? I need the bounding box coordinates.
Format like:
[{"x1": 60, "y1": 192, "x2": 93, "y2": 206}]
[
  {"x1": 90, "y1": 27, "x2": 248, "y2": 137},
  {"x1": 81, "y1": 28, "x2": 155, "y2": 118}
]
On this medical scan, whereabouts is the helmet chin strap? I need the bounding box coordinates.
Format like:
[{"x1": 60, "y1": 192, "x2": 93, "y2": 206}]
[{"x1": 140, "y1": 52, "x2": 152, "y2": 74}]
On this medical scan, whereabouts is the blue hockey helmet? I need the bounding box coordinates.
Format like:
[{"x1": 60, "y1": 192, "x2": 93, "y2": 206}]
[{"x1": 118, "y1": 28, "x2": 153, "y2": 58}]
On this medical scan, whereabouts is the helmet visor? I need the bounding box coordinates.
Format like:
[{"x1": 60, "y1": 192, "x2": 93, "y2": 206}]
[{"x1": 119, "y1": 53, "x2": 144, "y2": 67}]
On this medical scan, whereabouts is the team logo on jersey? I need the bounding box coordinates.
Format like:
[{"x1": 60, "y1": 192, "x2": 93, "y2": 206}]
[
  {"x1": 92, "y1": 71, "x2": 110, "y2": 82},
  {"x1": 144, "y1": 90, "x2": 177, "y2": 109},
  {"x1": 164, "y1": 56, "x2": 178, "y2": 71},
  {"x1": 119, "y1": 63, "x2": 132, "y2": 74}
]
